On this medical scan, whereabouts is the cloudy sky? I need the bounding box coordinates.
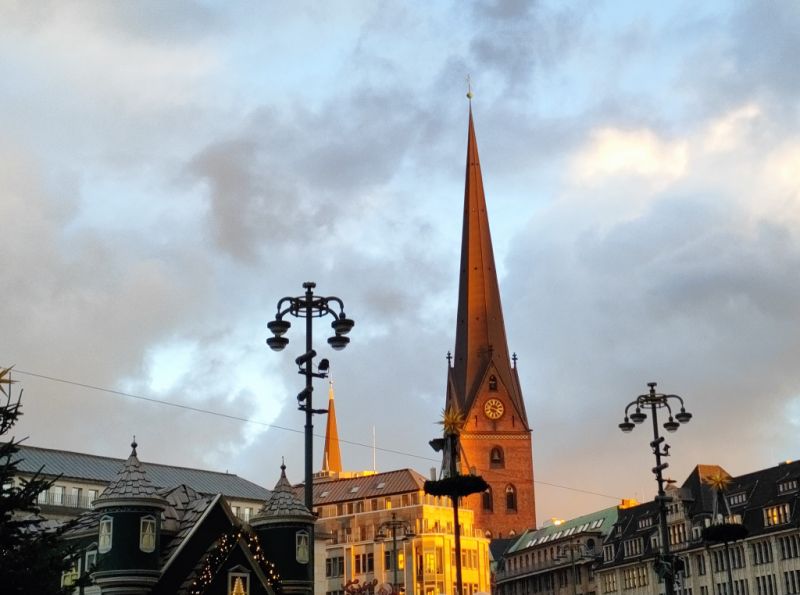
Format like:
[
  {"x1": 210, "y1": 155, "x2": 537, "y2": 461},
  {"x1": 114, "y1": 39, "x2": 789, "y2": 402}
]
[{"x1": 3, "y1": 0, "x2": 800, "y2": 524}]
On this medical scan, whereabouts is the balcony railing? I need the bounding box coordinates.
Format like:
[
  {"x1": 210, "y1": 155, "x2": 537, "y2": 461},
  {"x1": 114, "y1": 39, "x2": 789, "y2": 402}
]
[{"x1": 37, "y1": 492, "x2": 97, "y2": 510}]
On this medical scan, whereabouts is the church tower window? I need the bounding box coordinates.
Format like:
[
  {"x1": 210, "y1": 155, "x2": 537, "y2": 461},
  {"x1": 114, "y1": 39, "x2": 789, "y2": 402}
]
[
  {"x1": 482, "y1": 487, "x2": 493, "y2": 511},
  {"x1": 489, "y1": 375, "x2": 498, "y2": 391},
  {"x1": 140, "y1": 515, "x2": 156, "y2": 553},
  {"x1": 490, "y1": 447, "x2": 504, "y2": 469},
  {"x1": 506, "y1": 485, "x2": 517, "y2": 511},
  {"x1": 98, "y1": 516, "x2": 113, "y2": 553}
]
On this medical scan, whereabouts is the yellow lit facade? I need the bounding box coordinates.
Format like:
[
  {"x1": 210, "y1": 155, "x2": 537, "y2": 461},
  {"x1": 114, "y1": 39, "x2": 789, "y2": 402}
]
[{"x1": 312, "y1": 469, "x2": 491, "y2": 595}]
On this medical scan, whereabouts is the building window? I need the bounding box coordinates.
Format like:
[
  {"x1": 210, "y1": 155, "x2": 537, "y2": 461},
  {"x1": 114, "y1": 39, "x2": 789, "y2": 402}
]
[
  {"x1": 229, "y1": 572, "x2": 250, "y2": 595},
  {"x1": 490, "y1": 447, "x2": 504, "y2": 469},
  {"x1": 623, "y1": 538, "x2": 643, "y2": 558},
  {"x1": 729, "y1": 492, "x2": 747, "y2": 506},
  {"x1": 696, "y1": 553, "x2": 706, "y2": 575},
  {"x1": 755, "y1": 574, "x2": 777, "y2": 595},
  {"x1": 52, "y1": 485, "x2": 65, "y2": 505},
  {"x1": 603, "y1": 578, "x2": 619, "y2": 595},
  {"x1": 243, "y1": 507, "x2": 251, "y2": 522},
  {"x1": 70, "y1": 487, "x2": 82, "y2": 507},
  {"x1": 603, "y1": 544, "x2": 615, "y2": 562},
  {"x1": 764, "y1": 504, "x2": 791, "y2": 527},
  {"x1": 98, "y1": 516, "x2": 113, "y2": 553},
  {"x1": 482, "y1": 487, "x2": 493, "y2": 511},
  {"x1": 669, "y1": 522, "x2": 687, "y2": 545},
  {"x1": 506, "y1": 485, "x2": 517, "y2": 511},
  {"x1": 87, "y1": 489, "x2": 98, "y2": 506},
  {"x1": 779, "y1": 480, "x2": 798, "y2": 494},
  {"x1": 61, "y1": 560, "x2": 79, "y2": 588},
  {"x1": 784, "y1": 570, "x2": 800, "y2": 594},
  {"x1": 780, "y1": 534, "x2": 800, "y2": 559},
  {"x1": 752, "y1": 540, "x2": 773, "y2": 565},
  {"x1": 296, "y1": 531, "x2": 310, "y2": 564},
  {"x1": 140, "y1": 516, "x2": 156, "y2": 553},
  {"x1": 85, "y1": 549, "x2": 98, "y2": 573}
]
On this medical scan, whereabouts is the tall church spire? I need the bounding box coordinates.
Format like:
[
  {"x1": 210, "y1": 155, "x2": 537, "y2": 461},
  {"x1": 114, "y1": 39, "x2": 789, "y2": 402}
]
[
  {"x1": 322, "y1": 380, "x2": 342, "y2": 473},
  {"x1": 449, "y1": 107, "x2": 528, "y2": 429},
  {"x1": 446, "y1": 104, "x2": 536, "y2": 537}
]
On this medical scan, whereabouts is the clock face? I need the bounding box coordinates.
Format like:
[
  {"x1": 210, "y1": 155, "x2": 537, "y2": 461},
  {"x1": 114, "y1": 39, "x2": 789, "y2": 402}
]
[{"x1": 484, "y1": 398, "x2": 505, "y2": 420}]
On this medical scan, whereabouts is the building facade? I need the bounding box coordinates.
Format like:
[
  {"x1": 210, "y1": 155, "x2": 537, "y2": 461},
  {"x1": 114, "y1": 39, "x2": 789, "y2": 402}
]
[
  {"x1": 596, "y1": 461, "x2": 800, "y2": 595},
  {"x1": 311, "y1": 468, "x2": 492, "y2": 595},
  {"x1": 495, "y1": 507, "x2": 619, "y2": 595},
  {"x1": 444, "y1": 106, "x2": 536, "y2": 539}
]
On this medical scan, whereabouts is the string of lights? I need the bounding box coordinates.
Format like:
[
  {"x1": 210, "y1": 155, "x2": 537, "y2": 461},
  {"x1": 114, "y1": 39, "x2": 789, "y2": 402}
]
[
  {"x1": 189, "y1": 529, "x2": 281, "y2": 595},
  {"x1": 8, "y1": 367, "x2": 624, "y2": 501}
]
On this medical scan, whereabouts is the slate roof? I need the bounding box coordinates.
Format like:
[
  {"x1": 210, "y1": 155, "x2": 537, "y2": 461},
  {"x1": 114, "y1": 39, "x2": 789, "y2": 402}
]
[
  {"x1": 309, "y1": 468, "x2": 427, "y2": 505},
  {"x1": 15, "y1": 444, "x2": 269, "y2": 501},
  {"x1": 252, "y1": 464, "x2": 312, "y2": 521},
  {"x1": 95, "y1": 441, "x2": 163, "y2": 504}
]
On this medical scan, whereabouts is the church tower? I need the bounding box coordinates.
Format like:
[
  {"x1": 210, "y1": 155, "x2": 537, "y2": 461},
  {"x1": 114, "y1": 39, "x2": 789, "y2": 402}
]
[{"x1": 446, "y1": 105, "x2": 536, "y2": 537}]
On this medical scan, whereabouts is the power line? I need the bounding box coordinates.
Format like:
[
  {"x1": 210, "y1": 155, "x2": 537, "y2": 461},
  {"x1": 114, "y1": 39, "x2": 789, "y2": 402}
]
[{"x1": 9, "y1": 367, "x2": 624, "y2": 501}]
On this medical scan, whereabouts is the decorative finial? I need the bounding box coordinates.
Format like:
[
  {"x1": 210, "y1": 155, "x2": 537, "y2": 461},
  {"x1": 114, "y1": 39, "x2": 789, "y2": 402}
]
[
  {"x1": 466, "y1": 75, "x2": 473, "y2": 101},
  {"x1": 281, "y1": 456, "x2": 286, "y2": 472},
  {"x1": 446, "y1": 351, "x2": 452, "y2": 367},
  {"x1": 131, "y1": 436, "x2": 138, "y2": 456},
  {"x1": 512, "y1": 352, "x2": 518, "y2": 368}
]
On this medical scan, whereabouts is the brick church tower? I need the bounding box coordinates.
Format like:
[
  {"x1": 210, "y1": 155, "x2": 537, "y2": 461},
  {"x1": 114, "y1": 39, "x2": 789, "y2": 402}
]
[{"x1": 445, "y1": 105, "x2": 536, "y2": 538}]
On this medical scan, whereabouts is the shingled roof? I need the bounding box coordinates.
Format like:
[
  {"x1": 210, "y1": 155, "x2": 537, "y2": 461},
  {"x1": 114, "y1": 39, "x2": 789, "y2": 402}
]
[
  {"x1": 94, "y1": 440, "x2": 165, "y2": 508},
  {"x1": 251, "y1": 464, "x2": 313, "y2": 525}
]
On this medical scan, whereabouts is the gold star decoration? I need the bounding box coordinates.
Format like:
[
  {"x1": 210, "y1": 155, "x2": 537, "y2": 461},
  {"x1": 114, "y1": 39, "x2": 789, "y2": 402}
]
[
  {"x1": 439, "y1": 407, "x2": 465, "y2": 436},
  {"x1": 703, "y1": 471, "x2": 732, "y2": 492}
]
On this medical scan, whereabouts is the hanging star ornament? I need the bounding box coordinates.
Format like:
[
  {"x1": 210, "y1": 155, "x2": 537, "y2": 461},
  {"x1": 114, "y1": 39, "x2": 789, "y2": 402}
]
[{"x1": 439, "y1": 407, "x2": 465, "y2": 436}]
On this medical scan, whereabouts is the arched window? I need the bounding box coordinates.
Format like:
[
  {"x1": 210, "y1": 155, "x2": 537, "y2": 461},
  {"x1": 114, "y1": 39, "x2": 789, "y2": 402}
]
[
  {"x1": 506, "y1": 485, "x2": 517, "y2": 511},
  {"x1": 98, "y1": 516, "x2": 113, "y2": 553},
  {"x1": 490, "y1": 446, "x2": 504, "y2": 469},
  {"x1": 489, "y1": 375, "x2": 498, "y2": 391},
  {"x1": 296, "y1": 530, "x2": 310, "y2": 564},
  {"x1": 140, "y1": 515, "x2": 156, "y2": 553},
  {"x1": 482, "y1": 487, "x2": 493, "y2": 511}
]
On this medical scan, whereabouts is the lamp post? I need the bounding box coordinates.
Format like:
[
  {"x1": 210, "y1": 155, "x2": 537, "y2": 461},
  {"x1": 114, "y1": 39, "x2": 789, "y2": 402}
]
[
  {"x1": 619, "y1": 382, "x2": 692, "y2": 595},
  {"x1": 376, "y1": 513, "x2": 415, "y2": 592},
  {"x1": 266, "y1": 281, "x2": 354, "y2": 590},
  {"x1": 557, "y1": 541, "x2": 583, "y2": 595}
]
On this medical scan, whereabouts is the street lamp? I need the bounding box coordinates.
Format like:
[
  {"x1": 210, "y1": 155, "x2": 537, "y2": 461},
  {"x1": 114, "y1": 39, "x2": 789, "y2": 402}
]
[
  {"x1": 266, "y1": 281, "x2": 354, "y2": 589},
  {"x1": 619, "y1": 382, "x2": 692, "y2": 595},
  {"x1": 375, "y1": 512, "x2": 415, "y2": 592}
]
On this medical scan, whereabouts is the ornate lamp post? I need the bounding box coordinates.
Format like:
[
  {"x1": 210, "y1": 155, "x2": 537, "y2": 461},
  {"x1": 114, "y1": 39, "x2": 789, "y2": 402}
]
[
  {"x1": 619, "y1": 382, "x2": 692, "y2": 595},
  {"x1": 266, "y1": 281, "x2": 354, "y2": 589},
  {"x1": 375, "y1": 512, "x2": 416, "y2": 592}
]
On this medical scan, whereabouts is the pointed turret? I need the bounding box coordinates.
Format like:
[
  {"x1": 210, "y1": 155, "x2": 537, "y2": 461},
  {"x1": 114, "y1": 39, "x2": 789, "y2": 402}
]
[
  {"x1": 92, "y1": 439, "x2": 167, "y2": 594},
  {"x1": 250, "y1": 463, "x2": 314, "y2": 595},
  {"x1": 321, "y1": 380, "x2": 342, "y2": 474},
  {"x1": 445, "y1": 105, "x2": 536, "y2": 537}
]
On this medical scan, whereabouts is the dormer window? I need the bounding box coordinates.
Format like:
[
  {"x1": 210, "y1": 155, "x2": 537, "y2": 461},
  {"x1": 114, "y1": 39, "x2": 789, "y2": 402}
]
[
  {"x1": 764, "y1": 503, "x2": 791, "y2": 527},
  {"x1": 228, "y1": 569, "x2": 250, "y2": 595},
  {"x1": 729, "y1": 492, "x2": 747, "y2": 506},
  {"x1": 638, "y1": 517, "x2": 654, "y2": 529},
  {"x1": 98, "y1": 516, "x2": 113, "y2": 553},
  {"x1": 779, "y1": 480, "x2": 798, "y2": 494},
  {"x1": 489, "y1": 375, "x2": 498, "y2": 391},
  {"x1": 140, "y1": 515, "x2": 156, "y2": 553}
]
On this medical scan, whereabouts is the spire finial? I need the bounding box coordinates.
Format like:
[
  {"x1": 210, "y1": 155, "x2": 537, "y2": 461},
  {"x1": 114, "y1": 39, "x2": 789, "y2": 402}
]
[
  {"x1": 131, "y1": 435, "x2": 138, "y2": 455},
  {"x1": 446, "y1": 351, "x2": 453, "y2": 367},
  {"x1": 512, "y1": 352, "x2": 518, "y2": 368},
  {"x1": 466, "y1": 75, "x2": 473, "y2": 101},
  {"x1": 281, "y1": 456, "x2": 286, "y2": 474}
]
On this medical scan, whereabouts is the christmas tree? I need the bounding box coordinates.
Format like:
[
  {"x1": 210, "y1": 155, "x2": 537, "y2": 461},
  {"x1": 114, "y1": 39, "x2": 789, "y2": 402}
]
[{"x1": 0, "y1": 366, "x2": 73, "y2": 594}]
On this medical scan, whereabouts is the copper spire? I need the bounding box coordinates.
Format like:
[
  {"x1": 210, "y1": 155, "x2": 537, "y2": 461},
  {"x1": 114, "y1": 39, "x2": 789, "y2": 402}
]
[
  {"x1": 449, "y1": 107, "x2": 529, "y2": 428},
  {"x1": 321, "y1": 379, "x2": 342, "y2": 473}
]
